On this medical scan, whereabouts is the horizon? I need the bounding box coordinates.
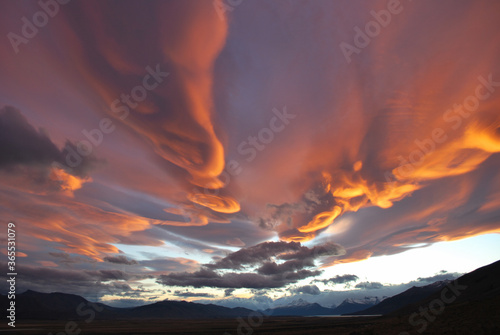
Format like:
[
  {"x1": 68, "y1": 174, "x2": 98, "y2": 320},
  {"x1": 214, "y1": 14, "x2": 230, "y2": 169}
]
[
  {"x1": 6, "y1": 256, "x2": 499, "y2": 310},
  {"x1": 1, "y1": 0, "x2": 500, "y2": 333}
]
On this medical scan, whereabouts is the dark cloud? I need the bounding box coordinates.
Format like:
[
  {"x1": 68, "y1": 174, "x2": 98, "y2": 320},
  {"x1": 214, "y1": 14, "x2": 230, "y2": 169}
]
[
  {"x1": 206, "y1": 241, "x2": 344, "y2": 270},
  {"x1": 224, "y1": 288, "x2": 235, "y2": 297},
  {"x1": 279, "y1": 242, "x2": 345, "y2": 260},
  {"x1": 259, "y1": 187, "x2": 332, "y2": 233},
  {"x1": 49, "y1": 252, "x2": 94, "y2": 264},
  {"x1": 315, "y1": 274, "x2": 359, "y2": 285},
  {"x1": 0, "y1": 106, "x2": 61, "y2": 168},
  {"x1": 104, "y1": 255, "x2": 138, "y2": 265},
  {"x1": 257, "y1": 258, "x2": 315, "y2": 275},
  {"x1": 355, "y1": 282, "x2": 384, "y2": 290},
  {"x1": 416, "y1": 271, "x2": 461, "y2": 283},
  {"x1": 0, "y1": 262, "x2": 150, "y2": 299},
  {"x1": 259, "y1": 203, "x2": 302, "y2": 230},
  {"x1": 157, "y1": 267, "x2": 321, "y2": 289},
  {"x1": 0, "y1": 106, "x2": 97, "y2": 176},
  {"x1": 205, "y1": 241, "x2": 303, "y2": 270},
  {"x1": 291, "y1": 285, "x2": 321, "y2": 295},
  {"x1": 156, "y1": 241, "x2": 343, "y2": 289},
  {"x1": 174, "y1": 291, "x2": 215, "y2": 298}
]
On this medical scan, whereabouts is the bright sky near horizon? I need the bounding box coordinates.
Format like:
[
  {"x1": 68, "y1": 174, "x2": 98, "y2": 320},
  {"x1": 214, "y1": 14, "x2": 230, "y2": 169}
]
[{"x1": 321, "y1": 233, "x2": 500, "y2": 285}]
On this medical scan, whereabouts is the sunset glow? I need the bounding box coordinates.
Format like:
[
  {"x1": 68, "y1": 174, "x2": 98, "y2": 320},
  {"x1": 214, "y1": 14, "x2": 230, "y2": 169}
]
[{"x1": 1, "y1": 0, "x2": 499, "y2": 322}]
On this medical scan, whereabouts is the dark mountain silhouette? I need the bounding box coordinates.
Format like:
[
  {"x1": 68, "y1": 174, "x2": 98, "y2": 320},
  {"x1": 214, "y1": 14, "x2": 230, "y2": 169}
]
[
  {"x1": 387, "y1": 259, "x2": 500, "y2": 334},
  {"x1": 350, "y1": 260, "x2": 500, "y2": 317},
  {"x1": 262, "y1": 299, "x2": 335, "y2": 316},
  {"x1": 2, "y1": 259, "x2": 499, "y2": 328},
  {"x1": 348, "y1": 281, "x2": 449, "y2": 315},
  {"x1": 0, "y1": 290, "x2": 253, "y2": 320},
  {"x1": 391, "y1": 258, "x2": 500, "y2": 317},
  {"x1": 1, "y1": 290, "x2": 118, "y2": 320},
  {"x1": 127, "y1": 300, "x2": 253, "y2": 319}
]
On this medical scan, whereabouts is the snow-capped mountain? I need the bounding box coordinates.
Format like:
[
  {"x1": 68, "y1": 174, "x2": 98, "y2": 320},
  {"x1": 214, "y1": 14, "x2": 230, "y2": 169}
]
[
  {"x1": 284, "y1": 298, "x2": 313, "y2": 307},
  {"x1": 330, "y1": 296, "x2": 381, "y2": 315}
]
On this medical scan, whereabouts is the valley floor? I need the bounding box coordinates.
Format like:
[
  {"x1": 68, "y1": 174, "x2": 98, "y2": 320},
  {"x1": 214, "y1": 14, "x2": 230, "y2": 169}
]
[{"x1": 1, "y1": 311, "x2": 499, "y2": 335}]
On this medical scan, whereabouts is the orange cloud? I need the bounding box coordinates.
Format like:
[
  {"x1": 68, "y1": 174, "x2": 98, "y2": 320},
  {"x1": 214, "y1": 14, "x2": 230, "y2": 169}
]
[
  {"x1": 187, "y1": 193, "x2": 241, "y2": 214},
  {"x1": 49, "y1": 168, "x2": 91, "y2": 196},
  {"x1": 332, "y1": 250, "x2": 373, "y2": 266}
]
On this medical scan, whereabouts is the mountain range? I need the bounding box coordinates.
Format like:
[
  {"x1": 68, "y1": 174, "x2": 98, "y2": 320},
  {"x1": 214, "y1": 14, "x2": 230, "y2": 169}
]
[
  {"x1": 0, "y1": 290, "x2": 253, "y2": 320},
  {"x1": 2, "y1": 259, "x2": 499, "y2": 320},
  {"x1": 348, "y1": 281, "x2": 449, "y2": 315},
  {"x1": 261, "y1": 297, "x2": 381, "y2": 316}
]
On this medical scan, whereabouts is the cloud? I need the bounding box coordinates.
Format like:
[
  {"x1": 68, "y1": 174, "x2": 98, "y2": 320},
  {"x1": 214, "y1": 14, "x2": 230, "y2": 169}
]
[
  {"x1": 48, "y1": 252, "x2": 94, "y2": 265},
  {"x1": 220, "y1": 0, "x2": 500, "y2": 251},
  {"x1": 0, "y1": 189, "x2": 160, "y2": 260},
  {"x1": 259, "y1": 202, "x2": 305, "y2": 231},
  {"x1": 206, "y1": 241, "x2": 344, "y2": 271},
  {"x1": 52, "y1": 0, "x2": 242, "y2": 223},
  {"x1": 291, "y1": 285, "x2": 321, "y2": 295},
  {"x1": 355, "y1": 282, "x2": 384, "y2": 290},
  {"x1": 416, "y1": 271, "x2": 462, "y2": 283},
  {"x1": 174, "y1": 291, "x2": 215, "y2": 298},
  {"x1": 315, "y1": 274, "x2": 359, "y2": 285},
  {"x1": 157, "y1": 219, "x2": 272, "y2": 251},
  {"x1": 0, "y1": 107, "x2": 99, "y2": 197},
  {"x1": 205, "y1": 241, "x2": 302, "y2": 270},
  {"x1": 1, "y1": 0, "x2": 500, "y2": 305},
  {"x1": 157, "y1": 241, "x2": 343, "y2": 289},
  {"x1": 104, "y1": 255, "x2": 138, "y2": 265},
  {"x1": 0, "y1": 262, "x2": 150, "y2": 299},
  {"x1": 280, "y1": 242, "x2": 346, "y2": 260},
  {"x1": 224, "y1": 288, "x2": 235, "y2": 297},
  {"x1": 256, "y1": 259, "x2": 315, "y2": 276},
  {"x1": 157, "y1": 267, "x2": 321, "y2": 289},
  {"x1": 226, "y1": 237, "x2": 245, "y2": 247},
  {"x1": 0, "y1": 106, "x2": 63, "y2": 168},
  {"x1": 139, "y1": 257, "x2": 199, "y2": 274},
  {"x1": 0, "y1": 106, "x2": 97, "y2": 176}
]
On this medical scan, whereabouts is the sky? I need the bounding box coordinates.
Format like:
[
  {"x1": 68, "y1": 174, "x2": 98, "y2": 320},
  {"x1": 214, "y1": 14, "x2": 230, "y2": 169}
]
[{"x1": 0, "y1": 0, "x2": 500, "y2": 308}]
